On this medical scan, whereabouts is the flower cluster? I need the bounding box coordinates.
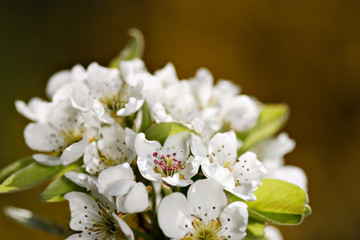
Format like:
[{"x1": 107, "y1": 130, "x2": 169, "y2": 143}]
[{"x1": 2, "y1": 33, "x2": 309, "y2": 240}]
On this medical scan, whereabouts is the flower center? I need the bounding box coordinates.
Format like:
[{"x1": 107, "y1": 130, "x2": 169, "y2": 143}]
[
  {"x1": 183, "y1": 217, "x2": 223, "y2": 240},
  {"x1": 152, "y1": 151, "x2": 185, "y2": 177},
  {"x1": 87, "y1": 201, "x2": 118, "y2": 239}
]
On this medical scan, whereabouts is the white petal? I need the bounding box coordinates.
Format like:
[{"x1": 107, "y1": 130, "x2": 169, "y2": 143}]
[
  {"x1": 24, "y1": 123, "x2": 65, "y2": 152},
  {"x1": 231, "y1": 152, "x2": 267, "y2": 201},
  {"x1": 264, "y1": 226, "x2": 284, "y2": 240},
  {"x1": 113, "y1": 213, "x2": 134, "y2": 240},
  {"x1": 213, "y1": 79, "x2": 241, "y2": 104},
  {"x1": 154, "y1": 62, "x2": 178, "y2": 87},
  {"x1": 125, "y1": 128, "x2": 137, "y2": 151},
  {"x1": 135, "y1": 133, "x2": 162, "y2": 181},
  {"x1": 46, "y1": 70, "x2": 72, "y2": 98},
  {"x1": 53, "y1": 81, "x2": 90, "y2": 111},
  {"x1": 64, "y1": 192, "x2": 102, "y2": 231},
  {"x1": 162, "y1": 174, "x2": 193, "y2": 187},
  {"x1": 224, "y1": 95, "x2": 259, "y2": 132},
  {"x1": 190, "y1": 133, "x2": 208, "y2": 158},
  {"x1": 98, "y1": 125, "x2": 136, "y2": 165},
  {"x1": 190, "y1": 68, "x2": 213, "y2": 107},
  {"x1": 208, "y1": 131, "x2": 237, "y2": 165},
  {"x1": 103, "y1": 179, "x2": 135, "y2": 198},
  {"x1": 135, "y1": 133, "x2": 162, "y2": 160},
  {"x1": 83, "y1": 142, "x2": 104, "y2": 174},
  {"x1": 257, "y1": 133, "x2": 295, "y2": 171},
  {"x1": 202, "y1": 162, "x2": 235, "y2": 190},
  {"x1": 267, "y1": 166, "x2": 308, "y2": 192},
  {"x1": 60, "y1": 136, "x2": 89, "y2": 165},
  {"x1": 233, "y1": 152, "x2": 267, "y2": 184},
  {"x1": 33, "y1": 154, "x2": 61, "y2": 166},
  {"x1": 120, "y1": 59, "x2": 146, "y2": 80},
  {"x1": 117, "y1": 182, "x2": 148, "y2": 214},
  {"x1": 219, "y1": 201, "x2": 248, "y2": 240},
  {"x1": 87, "y1": 62, "x2": 122, "y2": 97},
  {"x1": 91, "y1": 99, "x2": 114, "y2": 124},
  {"x1": 15, "y1": 98, "x2": 51, "y2": 122},
  {"x1": 116, "y1": 97, "x2": 144, "y2": 116},
  {"x1": 163, "y1": 132, "x2": 190, "y2": 161},
  {"x1": 65, "y1": 172, "x2": 98, "y2": 192},
  {"x1": 232, "y1": 182, "x2": 259, "y2": 201},
  {"x1": 97, "y1": 163, "x2": 134, "y2": 192},
  {"x1": 158, "y1": 192, "x2": 193, "y2": 239},
  {"x1": 137, "y1": 155, "x2": 162, "y2": 182},
  {"x1": 180, "y1": 156, "x2": 201, "y2": 180},
  {"x1": 187, "y1": 179, "x2": 227, "y2": 221},
  {"x1": 151, "y1": 103, "x2": 173, "y2": 123}
]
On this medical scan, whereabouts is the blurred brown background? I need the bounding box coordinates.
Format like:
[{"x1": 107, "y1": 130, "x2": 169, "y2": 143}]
[{"x1": 1, "y1": 0, "x2": 360, "y2": 239}]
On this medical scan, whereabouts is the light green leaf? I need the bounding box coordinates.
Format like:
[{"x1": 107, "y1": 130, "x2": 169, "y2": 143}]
[
  {"x1": 4, "y1": 206, "x2": 71, "y2": 236},
  {"x1": 139, "y1": 101, "x2": 152, "y2": 132},
  {"x1": 238, "y1": 104, "x2": 288, "y2": 156},
  {"x1": 0, "y1": 157, "x2": 34, "y2": 183},
  {"x1": 244, "y1": 179, "x2": 311, "y2": 225},
  {"x1": 109, "y1": 28, "x2": 144, "y2": 68},
  {"x1": 145, "y1": 122, "x2": 192, "y2": 144},
  {"x1": 39, "y1": 175, "x2": 86, "y2": 202},
  {"x1": 245, "y1": 218, "x2": 266, "y2": 239},
  {"x1": 0, "y1": 161, "x2": 63, "y2": 193}
]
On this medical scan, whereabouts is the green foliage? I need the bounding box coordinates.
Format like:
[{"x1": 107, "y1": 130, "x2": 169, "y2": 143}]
[
  {"x1": 39, "y1": 160, "x2": 86, "y2": 202},
  {"x1": 139, "y1": 101, "x2": 152, "y2": 132},
  {"x1": 243, "y1": 179, "x2": 311, "y2": 225},
  {"x1": 39, "y1": 175, "x2": 86, "y2": 202},
  {"x1": 0, "y1": 157, "x2": 34, "y2": 183},
  {"x1": 0, "y1": 160, "x2": 63, "y2": 193},
  {"x1": 145, "y1": 122, "x2": 192, "y2": 144},
  {"x1": 244, "y1": 218, "x2": 267, "y2": 240},
  {"x1": 238, "y1": 104, "x2": 288, "y2": 156},
  {"x1": 109, "y1": 28, "x2": 144, "y2": 68}
]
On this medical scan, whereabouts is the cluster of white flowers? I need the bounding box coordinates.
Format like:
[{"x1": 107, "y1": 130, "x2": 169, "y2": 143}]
[{"x1": 15, "y1": 58, "x2": 307, "y2": 240}]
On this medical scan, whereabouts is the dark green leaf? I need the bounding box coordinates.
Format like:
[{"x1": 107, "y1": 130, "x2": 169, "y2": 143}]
[
  {"x1": 0, "y1": 157, "x2": 34, "y2": 183},
  {"x1": 238, "y1": 104, "x2": 288, "y2": 156},
  {"x1": 0, "y1": 161, "x2": 63, "y2": 193},
  {"x1": 4, "y1": 206, "x2": 72, "y2": 236},
  {"x1": 145, "y1": 122, "x2": 192, "y2": 145},
  {"x1": 109, "y1": 28, "x2": 144, "y2": 68}
]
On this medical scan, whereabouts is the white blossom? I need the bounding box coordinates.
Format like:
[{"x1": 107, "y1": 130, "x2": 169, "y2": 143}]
[
  {"x1": 135, "y1": 132, "x2": 199, "y2": 187},
  {"x1": 65, "y1": 163, "x2": 148, "y2": 214},
  {"x1": 158, "y1": 179, "x2": 248, "y2": 239},
  {"x1": 65, "y1": 192, "x2": 134, "y2": 240},
  {"x1": 191, "y1": 131, "x2": 267, "y2": 201}
]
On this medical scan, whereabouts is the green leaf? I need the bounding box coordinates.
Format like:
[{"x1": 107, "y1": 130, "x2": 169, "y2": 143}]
[
  {"x1": 39, "y1": 175, "x2": 86, "y2": 202},
  {"x1": 145, "y1": 122, "x2": 192, "y2": 144},
  {"x1": 245, "y1": 179, "x2": 311, "y2": 225},
  {"x1": 4, "y1": 206, "x2": 71, "y2": 236},
  {"x1": 0, "y1": 161, "x2": 63, "y2": 193},
  {"x1": 139, "y1": 101, "x2": 152, "y2": 132},
  {"x1": 238, "y1": 104, "x2": 288, "y2": 156},
  {"x1": 246, "y1": 218, "x2": 266, "y2": 239},
  {"x1": 0, "y1": 157, "x2": 34, "y2": 183},
  {"x1": 109, "y1": 28, "x2": 144, "y2": 68},
  {"x1": 39, "y1": 160, "x2": 86, "y2": 202}
]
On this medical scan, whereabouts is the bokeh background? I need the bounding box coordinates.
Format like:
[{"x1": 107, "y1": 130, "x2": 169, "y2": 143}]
[{"x1": 1, "y1": 0, "x2": 360, "y2": 239}]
